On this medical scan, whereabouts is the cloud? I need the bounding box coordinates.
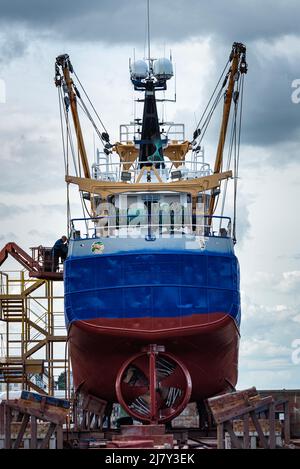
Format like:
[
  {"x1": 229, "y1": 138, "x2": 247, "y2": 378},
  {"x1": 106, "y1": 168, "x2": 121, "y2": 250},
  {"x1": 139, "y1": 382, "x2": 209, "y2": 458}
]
[
  {"x1": 244, "y1": 271, "x2": 300, "y2": 296},
  {"x1": 0, "y1": 30, "x2": 28, "y2": 64},
  {"x1": 0, "y1": 1, "x2": 300, "y2": 45},
  {"x1": 241, "y1": 36, "x2": 300, "y2": 150},
  {"x1": 240, "y1": 337, "x2": 291, "y2": 359},
  {"x1": 1, "y1": 3, "x2": 300, "y2": 166},
  {"x1": 27, "y1": 229, "x2": 58, "y2": 240},
  {"x1": 187, "y1": 36, "x2": 300, "y2": 158},
  {"x1": 238, "y1": 368, "x2": 296, "y2": 390},
  {"x1": 0, "y1": 232, "x2": 18, "y2": 241},
  {"x1": 278, "y1": 271, "x2": 300, "y2": 293},
  {"x1": 0, "y1": 122, "x2": 65, "y2": 194},
  {"x1": 0, "y1": 203, "x2": 24, "y2": 218},
  {"x1": 238, "y1": 290, "x2": 300, "y2": 388}
]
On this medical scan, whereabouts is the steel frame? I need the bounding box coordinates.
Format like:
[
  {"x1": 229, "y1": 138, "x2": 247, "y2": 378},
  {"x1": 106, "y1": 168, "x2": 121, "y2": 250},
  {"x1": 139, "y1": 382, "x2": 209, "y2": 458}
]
[{"x1": 0, "y1": 267, "x2": 70, "y2": 399}]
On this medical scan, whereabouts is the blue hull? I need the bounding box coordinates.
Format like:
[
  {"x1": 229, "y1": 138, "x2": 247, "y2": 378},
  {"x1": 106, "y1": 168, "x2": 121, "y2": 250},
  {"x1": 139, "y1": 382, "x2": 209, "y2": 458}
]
[{"x1": 64, "y1": 250, "x2": 241, "y2": 327}]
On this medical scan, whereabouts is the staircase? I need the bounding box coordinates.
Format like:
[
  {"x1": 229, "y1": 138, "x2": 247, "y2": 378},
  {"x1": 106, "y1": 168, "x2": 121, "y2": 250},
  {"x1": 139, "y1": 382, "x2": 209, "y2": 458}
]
[
  {"x1": 0, "y1": 243, "x2": 68, "y2": 398},
  {"x1": 0, "y1": 297, "x2": 25, "y2": 321},
  {"x1": 0, "y1": 289, "x2": 49, "y2": 394}
]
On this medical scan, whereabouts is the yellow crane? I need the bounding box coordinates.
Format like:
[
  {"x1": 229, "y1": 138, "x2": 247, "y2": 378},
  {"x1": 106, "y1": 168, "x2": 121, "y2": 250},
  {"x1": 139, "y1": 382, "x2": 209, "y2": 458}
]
[
  {"x1": 55, "y1": 54, "x2": 91, "y2": 179},
  {"x1": 208, "y1": 42, "x2": 247, "y2": 221}
]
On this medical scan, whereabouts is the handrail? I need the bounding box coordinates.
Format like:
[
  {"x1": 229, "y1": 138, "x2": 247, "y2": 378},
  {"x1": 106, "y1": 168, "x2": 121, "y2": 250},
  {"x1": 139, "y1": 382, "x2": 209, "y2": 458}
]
[
  {"x1": 71, "y1": 214, "x2": 231, "y2": 223},
  {"x1": 70, "y1": 215, "x2": 232, "y2": 240}
]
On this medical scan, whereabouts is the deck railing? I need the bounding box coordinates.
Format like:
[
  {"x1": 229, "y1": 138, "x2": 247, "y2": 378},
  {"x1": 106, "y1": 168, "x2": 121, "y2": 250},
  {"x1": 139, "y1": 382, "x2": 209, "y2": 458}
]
[{"x1": 70, "y1": 215, "x2": 232, "y2": 241}]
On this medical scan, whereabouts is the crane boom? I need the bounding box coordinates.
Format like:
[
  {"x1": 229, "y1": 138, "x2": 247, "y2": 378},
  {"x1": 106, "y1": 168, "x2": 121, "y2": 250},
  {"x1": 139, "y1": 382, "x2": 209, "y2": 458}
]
[
  {"x1": 208, "y1": 43, "x2": 247, "y2": 219},
  {"x1": 55, "y1": 54, "x2": 91, "y2": 179}
]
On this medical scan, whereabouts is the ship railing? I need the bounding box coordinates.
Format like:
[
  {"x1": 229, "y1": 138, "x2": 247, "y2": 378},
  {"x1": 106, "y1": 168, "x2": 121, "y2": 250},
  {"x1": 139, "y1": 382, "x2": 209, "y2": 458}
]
[
  {"x1": 30, "y1": 246, "x2": 64, "y2": 273},
  {"x1": 92, "y1": 159, "x2": 212, "y2": 182},
  {"x1": 70, "y1": 215, "x2": 232, "y2": 241},
  {"x1": 119, "y1": 122, "x2": 185, "y2": 144}
]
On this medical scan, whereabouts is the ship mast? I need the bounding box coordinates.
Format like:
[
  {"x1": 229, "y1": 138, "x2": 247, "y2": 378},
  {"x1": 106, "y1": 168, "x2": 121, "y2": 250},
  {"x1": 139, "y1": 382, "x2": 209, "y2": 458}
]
[{"x1": 208, "y1": 42, "x2": 247, "y2": 220}]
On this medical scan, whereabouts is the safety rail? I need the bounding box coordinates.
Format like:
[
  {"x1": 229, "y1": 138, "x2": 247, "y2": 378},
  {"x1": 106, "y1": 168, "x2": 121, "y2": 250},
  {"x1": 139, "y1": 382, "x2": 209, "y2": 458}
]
[
  {"x1": 119, "y1": 122, "x2": 185, "y2": 144},
  {"x1": 30, "y1": 247, "x2": 64, "y2": 274},
  {"x1": 92, "y1": 157, "x2": 212, "y2": 182},
  {"x1": 70, "y1": 215, "x2": 232, "y2": 241}
]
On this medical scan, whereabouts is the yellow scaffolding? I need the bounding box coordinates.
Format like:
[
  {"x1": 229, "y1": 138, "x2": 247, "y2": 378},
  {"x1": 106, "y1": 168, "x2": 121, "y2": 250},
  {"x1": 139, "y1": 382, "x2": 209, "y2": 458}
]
[{"x1": 0, "y1": 269, "x2": 70, "y2": 400}]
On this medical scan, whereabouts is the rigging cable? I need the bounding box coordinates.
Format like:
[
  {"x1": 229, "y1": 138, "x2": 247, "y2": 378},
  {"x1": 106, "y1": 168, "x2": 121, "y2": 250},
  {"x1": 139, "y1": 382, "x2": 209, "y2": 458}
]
[
  {"x1": 58, "y1": 87, "x2": 71, "y2": 236},
  {"x1": 219, "y1": 78, "x2": 240, "y2": 223},
  {"x1": 76, "y1": 98, "x2": 106, "y2": 146},
  {"x1": 233, "y1": 74, "x2": 245, "y2": 242},
  {"x1": 59, "y1": 87, "x2": 91, "y2": 231},
  {"x1": 59, "y1": 87, "x2": 79, "y2": 178},
  {"x1": 197, "y1": 89, "x2": 224, "y2": 145},
  {"x1": 58, "y1": 87, "x2": 67, "y2": 174},
  {"x1": 194, "y1": 60, "x2": 230, "y2": 135},
  {"x1": 73, "y1": 70, "x2": 109, "y2": 135}
]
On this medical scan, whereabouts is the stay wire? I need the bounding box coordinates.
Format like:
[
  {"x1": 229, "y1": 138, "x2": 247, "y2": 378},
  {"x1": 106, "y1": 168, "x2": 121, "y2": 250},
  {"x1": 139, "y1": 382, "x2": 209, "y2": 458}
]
[
  {"x1": 219, "y1": 92, "x2": 238, "y2": 227},
  {"x1": 194, "y1": 59, "x2": 230, "y2": 133},
  {"x1": 198, "y1": 89, "x2": 224, "y2": 145},
  {"x1": 77, "y1": 98, "x2": 105, "y2": 145},
  {"x1": 60, "y1": 88, "x2": 89, "y2": 231},
  {"x1": 73, "y1": 70, "x2": 109, "y2": 135},
  {"x1": 58, "y1": 87, "x2": 72, "y2": 235},
  {"x1": 58, "y1": 87, "x2": 67, "y2": 174},
  {"x1": 233, "y1": 74, "x2": 245, "y2": 241}
]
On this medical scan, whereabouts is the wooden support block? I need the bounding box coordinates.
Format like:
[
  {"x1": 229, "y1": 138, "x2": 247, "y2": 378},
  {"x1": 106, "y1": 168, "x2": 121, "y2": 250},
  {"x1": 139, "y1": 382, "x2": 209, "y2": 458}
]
[
  {"x1": 13, "y1": 414, "x2": 30, "y2": 449},
  {"x1": 224, "y1": 422, "x2": 242, "y2": 449},
  {"x1": 269, "y1": 402, "x2": 276, "y2": 449},
  {"x1": 4, "y1": 405, "x2": 12, "y2": 449},
  {"x1": 208, "y1": 387, "x2": 257, "y2": 411},
  {"x1": 250, "y1": 411, "x2": 269, "y2": 449},
  {"x1": 39, "y1": 422, "x2": 56, "y2": 449},
  {"x1": 14, "y1": 399, "x2": 68, "y2": 424},
  {"x1": 243, "y1": 413, "x2": 250, "y2": 449},
  {"x1": 0, "y1": 403, "x2": 4, "y2": 435},
  {"x1": 210, "y1": 396, "x2": 274, "y2": 424},
  {"x1": 217, "y1": 423, "x2": 224, "y2": 449},
  {"x1": 30, "y1": 416, "x2": 37, "y2": 449},
  {"x1": 284, "y1": 401, "x2": 290, "y2": 445},
  {"x1": 56, "y1": 425, "x2": 63, "y2": 449}
]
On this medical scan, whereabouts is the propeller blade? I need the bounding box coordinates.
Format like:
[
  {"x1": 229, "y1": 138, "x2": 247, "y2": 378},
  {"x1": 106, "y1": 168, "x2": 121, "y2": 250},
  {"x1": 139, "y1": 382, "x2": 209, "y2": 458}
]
[
  {"x1": 159, "y1": 364, "x2": 185, "y2": 389},
  {"x1": 121, "y1": 382, "x2": 149, "y2": 403}
]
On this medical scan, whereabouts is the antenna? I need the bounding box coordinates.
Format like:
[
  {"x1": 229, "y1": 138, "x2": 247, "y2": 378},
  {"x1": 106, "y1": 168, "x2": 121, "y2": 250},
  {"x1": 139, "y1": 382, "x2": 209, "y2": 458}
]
[{"x1": 147, "y1": 0, "x2": 151, "y2": 65}]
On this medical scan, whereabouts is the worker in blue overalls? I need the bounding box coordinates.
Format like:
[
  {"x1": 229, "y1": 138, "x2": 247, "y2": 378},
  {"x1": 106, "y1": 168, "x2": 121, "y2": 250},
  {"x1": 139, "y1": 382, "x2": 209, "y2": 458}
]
[{"x1": 52, "y1": 236, "x2": 68, "y2": 272}]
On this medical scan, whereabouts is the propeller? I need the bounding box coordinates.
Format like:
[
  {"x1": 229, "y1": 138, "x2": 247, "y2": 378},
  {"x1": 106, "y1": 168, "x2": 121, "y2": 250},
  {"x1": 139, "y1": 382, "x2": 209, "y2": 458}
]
[{"x1": 115, "y1": 346, "x2": 192, "y2": 423}]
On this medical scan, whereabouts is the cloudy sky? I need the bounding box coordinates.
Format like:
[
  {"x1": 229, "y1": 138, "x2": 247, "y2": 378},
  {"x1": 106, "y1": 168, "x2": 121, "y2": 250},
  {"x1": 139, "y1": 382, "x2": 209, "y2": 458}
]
[{"x1": 0, "y1": 0, "x2": 300, "y2": 389}]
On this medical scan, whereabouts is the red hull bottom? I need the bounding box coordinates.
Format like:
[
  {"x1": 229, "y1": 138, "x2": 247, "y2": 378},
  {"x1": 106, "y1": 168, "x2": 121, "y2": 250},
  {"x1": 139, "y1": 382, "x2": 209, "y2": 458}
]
[{"x1": 68, "y1": 313, "x2": 240, "y2": 403}]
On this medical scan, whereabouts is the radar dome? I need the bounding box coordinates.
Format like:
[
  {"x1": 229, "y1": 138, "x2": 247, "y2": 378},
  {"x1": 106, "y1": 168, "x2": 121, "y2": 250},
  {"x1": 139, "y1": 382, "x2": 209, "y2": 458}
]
[
  {"x1": 131, "y1": 60, "x2": 149, "y2": 80},
  {"x1": 153, "y1": 58, "x2": 173, "y2": 80}
]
